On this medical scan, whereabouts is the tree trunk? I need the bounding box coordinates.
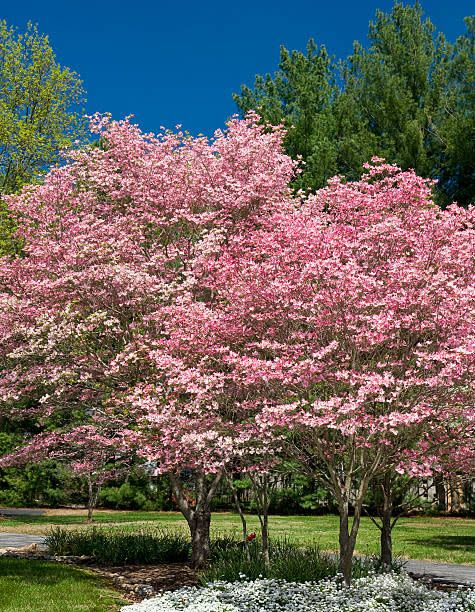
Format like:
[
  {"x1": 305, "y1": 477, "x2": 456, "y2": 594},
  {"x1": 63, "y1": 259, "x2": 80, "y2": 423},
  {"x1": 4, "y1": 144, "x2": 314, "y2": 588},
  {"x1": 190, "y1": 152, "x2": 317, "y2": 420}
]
[
  {"x1": 86, "y1": 476, "x2": 101, "y2": 523},
  {"x1": 251, "y1": 473, "x2": 271, "y2": 569},
  {"x1": 434, "y1": 474, "x2": 446, "y2": 512},
  {"x1": 338, "y1": 504, "x2": 354, "y2": 586},
  {"x1": 380, "y1": 508, "x2": 392, "y2": 567},
  {"x1": 87, "y1": 476, "x2": 94, "y2": 523},
  {"x1": 336, "y1": 477, "x2": 370, "y2": 585},
  {"x1": 189, "y1": 510, "x2": 211, "y2": 569},
  {"x1": 260, "y1": 509, "x2": 270, "y2": 569},
  {"x1": 169, "y1": 471, "x2": 222, "y2": 570},
  {"x1": 447, "y1": 476, "x2": 464, "y2": 513},
  {"x1": 380, "y1": 474, "x2": 393, "y2": 567},
  {"x1": 228, "y1": 475, "x2": 250, "y2": 561},
  {"x1": 324, "y1": 446, "x2": 382, "y2": 586}
]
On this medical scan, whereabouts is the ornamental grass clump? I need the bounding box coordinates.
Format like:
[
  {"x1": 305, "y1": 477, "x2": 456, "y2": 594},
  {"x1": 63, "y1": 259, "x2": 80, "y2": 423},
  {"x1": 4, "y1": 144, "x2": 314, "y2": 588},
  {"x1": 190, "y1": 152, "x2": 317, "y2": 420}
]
[
  {"x1": 204, "y1": 537, "x2": 348, "y2": 584},
  {"x1": 46, "y1": 526, "x2": 190, "y2": 565}
]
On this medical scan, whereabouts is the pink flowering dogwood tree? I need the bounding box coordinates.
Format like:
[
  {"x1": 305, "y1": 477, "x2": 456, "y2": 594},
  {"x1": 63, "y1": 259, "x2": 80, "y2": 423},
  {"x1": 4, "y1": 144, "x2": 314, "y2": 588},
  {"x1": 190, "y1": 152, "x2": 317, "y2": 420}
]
[
  {"x1": 183, "y1": 160, "x2": 475, "y2": 582},
  {"x1": 0, "y1": 113, "x2": 295, "y2": 567},
  {"x1": 1, "y1": 107, "x2": 473, "y2": 578}
]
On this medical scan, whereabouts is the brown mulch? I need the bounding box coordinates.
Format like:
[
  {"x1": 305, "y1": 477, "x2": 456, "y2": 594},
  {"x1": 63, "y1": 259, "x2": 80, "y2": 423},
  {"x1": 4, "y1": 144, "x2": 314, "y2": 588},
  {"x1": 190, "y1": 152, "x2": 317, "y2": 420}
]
[{"x1": 90, "y1": 562, "x2": 198, "y2": 601}]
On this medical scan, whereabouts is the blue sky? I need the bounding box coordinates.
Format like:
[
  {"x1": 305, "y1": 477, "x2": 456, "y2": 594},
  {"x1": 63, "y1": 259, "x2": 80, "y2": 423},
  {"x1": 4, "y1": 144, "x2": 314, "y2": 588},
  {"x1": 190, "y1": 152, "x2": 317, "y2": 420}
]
[{"x1": 2, "y1": 1, "x2": 473, "y2": 135}]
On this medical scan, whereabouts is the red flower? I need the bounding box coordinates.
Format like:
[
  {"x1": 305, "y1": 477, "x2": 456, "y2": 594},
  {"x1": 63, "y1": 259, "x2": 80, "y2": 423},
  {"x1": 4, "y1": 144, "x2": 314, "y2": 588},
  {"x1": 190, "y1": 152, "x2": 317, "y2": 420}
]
[{"x1": 246, "y1": 532, "x2": 256, "y2": 541}]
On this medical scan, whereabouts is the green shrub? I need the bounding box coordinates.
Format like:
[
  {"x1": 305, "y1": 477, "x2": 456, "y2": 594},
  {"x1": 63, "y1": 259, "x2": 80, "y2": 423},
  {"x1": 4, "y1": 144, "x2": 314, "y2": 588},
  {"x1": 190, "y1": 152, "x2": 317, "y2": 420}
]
[
  {"x1": 46, "y1": 526, "x2": 190, "y2": 565},
  {"x1": 0, "y1": 487, "x2": 23, "y2": 506}
]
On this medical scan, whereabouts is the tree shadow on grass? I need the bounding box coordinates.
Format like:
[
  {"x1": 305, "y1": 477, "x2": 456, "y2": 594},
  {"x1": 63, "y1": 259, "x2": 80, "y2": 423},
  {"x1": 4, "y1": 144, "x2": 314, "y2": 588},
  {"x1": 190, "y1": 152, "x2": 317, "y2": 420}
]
[{"x1": 407, "y1": 535, "x2": 475, "y2": 553}]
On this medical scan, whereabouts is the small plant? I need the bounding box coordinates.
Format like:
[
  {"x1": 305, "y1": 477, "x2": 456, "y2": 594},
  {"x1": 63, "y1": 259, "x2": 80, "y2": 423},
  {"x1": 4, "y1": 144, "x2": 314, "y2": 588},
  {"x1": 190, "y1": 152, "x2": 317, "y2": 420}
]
[
  {"x1": 368, "y1": 553, "x2": 407, "y2": 575},
  {"x1": 46, "y1": 526, "x2": 190, "y2": 565}
]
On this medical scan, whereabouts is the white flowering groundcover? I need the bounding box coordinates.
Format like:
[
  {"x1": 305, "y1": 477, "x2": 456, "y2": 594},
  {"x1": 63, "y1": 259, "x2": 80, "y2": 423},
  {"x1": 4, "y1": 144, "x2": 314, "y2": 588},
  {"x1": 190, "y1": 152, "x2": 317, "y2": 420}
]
[{"x1": 121, "y1": 572, "x2": 475, "y2": 612}]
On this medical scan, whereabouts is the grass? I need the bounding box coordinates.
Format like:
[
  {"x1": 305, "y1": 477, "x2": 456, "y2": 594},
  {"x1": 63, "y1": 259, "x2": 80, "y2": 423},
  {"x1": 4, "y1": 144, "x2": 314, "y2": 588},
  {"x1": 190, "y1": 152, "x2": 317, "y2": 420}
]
[
  {"x1": 0, "y1": 510, "x2": 166, "y2": 527},
  {"x1": 0, "y1": 557, "x2": 124, "y2": 612},
  {"x1": 1, "y1": 509, "x2": 474, "y2": 564}
]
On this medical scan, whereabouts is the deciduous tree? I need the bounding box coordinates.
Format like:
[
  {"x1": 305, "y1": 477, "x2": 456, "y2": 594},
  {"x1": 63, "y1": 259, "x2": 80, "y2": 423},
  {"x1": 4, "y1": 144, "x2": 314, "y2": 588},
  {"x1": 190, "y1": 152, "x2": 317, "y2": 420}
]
[
  {"x1": 190, "y1": 159, "x2": 475, "y2": 583},
  {"x1": 0, "y1": 20, "x2": 85, "y2": 256},
  {"x1": 0, "y1": 113, "x2": 294, "y2": 567}
]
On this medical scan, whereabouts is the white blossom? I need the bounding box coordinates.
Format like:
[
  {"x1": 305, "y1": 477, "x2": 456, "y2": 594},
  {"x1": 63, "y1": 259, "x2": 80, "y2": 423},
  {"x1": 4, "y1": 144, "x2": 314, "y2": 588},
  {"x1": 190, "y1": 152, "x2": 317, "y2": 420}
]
[{"x1": 121, "y1": 572, "x2": 475, "y2": 611}]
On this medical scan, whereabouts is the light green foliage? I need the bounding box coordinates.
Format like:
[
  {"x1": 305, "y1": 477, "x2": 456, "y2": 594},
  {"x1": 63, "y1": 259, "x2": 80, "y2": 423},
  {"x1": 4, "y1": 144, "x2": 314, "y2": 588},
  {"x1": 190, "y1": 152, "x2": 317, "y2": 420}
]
[
  {"x1": 234, "y1": 3, "x2": 475, "y2": 206},
  {"x1": 0, "y1": 20, "x2": 85, "y2": 254},
  {"x1": 0, "y1": 200, "x2": 18, "y2": 256}
]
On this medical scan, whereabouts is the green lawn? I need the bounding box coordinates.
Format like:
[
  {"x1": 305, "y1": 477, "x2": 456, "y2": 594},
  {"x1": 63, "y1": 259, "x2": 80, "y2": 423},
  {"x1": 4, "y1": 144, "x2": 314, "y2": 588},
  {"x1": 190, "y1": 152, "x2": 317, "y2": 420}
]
[
  {"x1": 3, "y1": 510, "x2": 474, "y2": 565},
  {"x1": 0, "y1": 510, "x2": 166, "y2": 527},
  {"x1": 0, "y1": 557, "x2": 125, "y2": 612}
]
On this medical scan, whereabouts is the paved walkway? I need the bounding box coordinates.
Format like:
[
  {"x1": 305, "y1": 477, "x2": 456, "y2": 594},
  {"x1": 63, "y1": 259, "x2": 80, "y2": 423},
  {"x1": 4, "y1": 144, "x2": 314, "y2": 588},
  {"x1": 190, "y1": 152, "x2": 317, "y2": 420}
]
[
  {"x1": 0, "y1": 507, "x2": 45, "y2": 516},
  {"x1": 0, "y1": 533, "x2": 46, "y2": 549},
  {"x1": 404, "y1": 559, "x2": 475, "y2": 586}
]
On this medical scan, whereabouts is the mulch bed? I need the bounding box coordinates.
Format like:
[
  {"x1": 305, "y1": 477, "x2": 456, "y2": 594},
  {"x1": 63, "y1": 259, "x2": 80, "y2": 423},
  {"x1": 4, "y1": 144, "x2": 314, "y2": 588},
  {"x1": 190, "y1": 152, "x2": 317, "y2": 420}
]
[{"x1": 90, "y1": 562, "x2": 198, "y2": 601}]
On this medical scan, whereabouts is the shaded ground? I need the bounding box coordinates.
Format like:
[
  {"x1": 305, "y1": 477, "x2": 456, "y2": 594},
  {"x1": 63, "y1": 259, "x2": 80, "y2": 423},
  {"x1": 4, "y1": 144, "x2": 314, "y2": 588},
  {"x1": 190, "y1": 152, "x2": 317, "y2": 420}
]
[{"x1": 0, "y1": 508, "x2": 45, "y2": 517}]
